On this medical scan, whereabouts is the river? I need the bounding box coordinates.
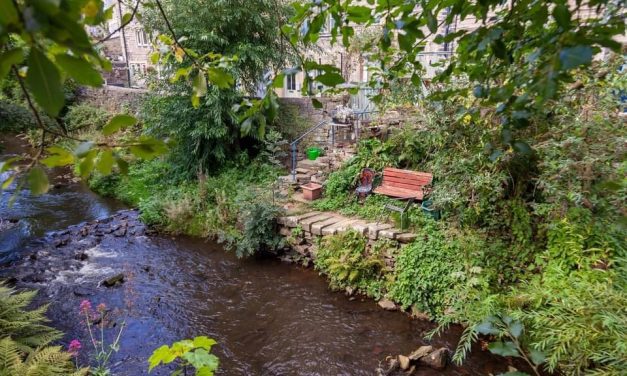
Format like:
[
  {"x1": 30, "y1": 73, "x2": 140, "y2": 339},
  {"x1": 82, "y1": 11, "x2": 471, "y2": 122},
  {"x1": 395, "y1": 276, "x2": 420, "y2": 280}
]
[{"x1": 0, "y1": 135, "x2": 515, "y2": 375}]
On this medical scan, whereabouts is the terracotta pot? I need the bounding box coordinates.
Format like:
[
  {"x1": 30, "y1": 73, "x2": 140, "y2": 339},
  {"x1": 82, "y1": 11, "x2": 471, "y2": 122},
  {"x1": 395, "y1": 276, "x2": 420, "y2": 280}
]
[{"x1": 301, "y1": 182, "x2": 323, "y2": 201}]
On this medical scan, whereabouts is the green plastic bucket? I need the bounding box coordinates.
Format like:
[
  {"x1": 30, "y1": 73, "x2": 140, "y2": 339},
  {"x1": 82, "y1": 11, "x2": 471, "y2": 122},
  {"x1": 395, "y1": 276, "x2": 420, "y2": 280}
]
[
  {"x1": 421, "y1": 200, "x2": 441, "y2": 220},
  {"x1": 306, "y1": 147, "x2": 321, "y2": 160}
]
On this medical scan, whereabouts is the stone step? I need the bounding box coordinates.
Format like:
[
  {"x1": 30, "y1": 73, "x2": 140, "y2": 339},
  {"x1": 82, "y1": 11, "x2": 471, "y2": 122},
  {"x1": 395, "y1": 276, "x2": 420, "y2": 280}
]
[
  {"x1": 321, "y1": 219, "x2": 361, "y2": 235},
  {"x1": 299, "y1": 213, "x2": 335, "y2": 232},
  {"x1": 311, "y1": 216, "x2": 345, "y2": 235},
  {"x1": 367, "y1": 223, "x2": 395, "y2": 240}
]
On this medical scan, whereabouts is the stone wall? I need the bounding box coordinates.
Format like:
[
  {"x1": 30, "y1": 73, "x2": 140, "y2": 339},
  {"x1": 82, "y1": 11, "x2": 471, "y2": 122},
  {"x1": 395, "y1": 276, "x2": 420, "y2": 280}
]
[{"x1": 77, "y1": 85, "x2": 147, "y2": 114}]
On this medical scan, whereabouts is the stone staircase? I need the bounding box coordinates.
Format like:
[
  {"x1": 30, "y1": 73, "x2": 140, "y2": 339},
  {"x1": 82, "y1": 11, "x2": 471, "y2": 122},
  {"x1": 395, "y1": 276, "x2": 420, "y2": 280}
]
[
  {"x1": 290, "y1": 145, "x2": 357, "y2": 185},
  {"x1": 278, "y1": 210, "x2": 417, "y2": 242}
]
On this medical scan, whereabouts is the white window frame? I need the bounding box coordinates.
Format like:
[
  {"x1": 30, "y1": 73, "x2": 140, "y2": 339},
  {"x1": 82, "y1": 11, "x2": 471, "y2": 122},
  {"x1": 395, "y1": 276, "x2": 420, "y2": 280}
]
[
  {"x1": 135, "y1": 28, "x2": 149, "y2": 47},
  {"x1": 286, "y1": 73, "x2": 297, "y2": 91}
]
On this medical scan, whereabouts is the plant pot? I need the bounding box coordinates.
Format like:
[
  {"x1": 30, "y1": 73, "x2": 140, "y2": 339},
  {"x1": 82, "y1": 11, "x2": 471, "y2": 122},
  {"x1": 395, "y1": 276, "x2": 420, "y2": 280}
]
[{"x1": 301, "y1": 182, "x2": 323, "y2": 201}]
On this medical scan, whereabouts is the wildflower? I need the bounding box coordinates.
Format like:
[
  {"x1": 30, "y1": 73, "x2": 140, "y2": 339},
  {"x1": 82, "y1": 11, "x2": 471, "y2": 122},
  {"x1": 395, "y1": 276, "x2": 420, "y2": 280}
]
[
  {"x1": 97, "y1": 303, "x2": 107, "y2": 313},
  {"x1": 79, "y1": 300, "x2": 92, "y2": 314},
  {"x1": 68, "y1": 339, "x2": 82, "y2": 356}
]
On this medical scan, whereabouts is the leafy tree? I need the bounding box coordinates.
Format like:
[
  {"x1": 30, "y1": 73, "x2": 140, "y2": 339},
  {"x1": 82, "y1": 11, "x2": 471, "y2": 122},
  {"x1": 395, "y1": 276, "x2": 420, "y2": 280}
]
[
  {"x1": 282, "y1": 0, "x2": 625, "y2": 153},
  {"x1": 0, "y1": 0, "x2": 245, "y2": 194},
  {"x1": 140, "y1": 0, "x2": 291, "y2": 173}
]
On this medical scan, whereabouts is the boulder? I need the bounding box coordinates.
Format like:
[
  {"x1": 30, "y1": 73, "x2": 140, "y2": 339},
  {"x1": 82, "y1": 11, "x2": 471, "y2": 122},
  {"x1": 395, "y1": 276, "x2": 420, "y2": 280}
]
[
  {"x1": 419, "y1": 347, "x2": 449, "y2": 370},
  {"x1": 398, "y1": 355, "x2": 410, "y2": 370},
  {"x1": 408, "y1": 345, "x2": 433, "y2": 361},
  {"x1": 377, "y1": 298, "x2": 397, "y2": 311},
  {"x1": 102, "y1": 273, "x2": 125, "y2": 287}
]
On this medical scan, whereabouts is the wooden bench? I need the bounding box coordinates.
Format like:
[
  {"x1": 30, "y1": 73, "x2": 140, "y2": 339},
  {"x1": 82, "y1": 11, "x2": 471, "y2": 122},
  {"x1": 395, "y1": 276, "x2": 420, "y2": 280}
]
[{"x1": 373, "y1": 167, "x2": 433, "y2": 200}]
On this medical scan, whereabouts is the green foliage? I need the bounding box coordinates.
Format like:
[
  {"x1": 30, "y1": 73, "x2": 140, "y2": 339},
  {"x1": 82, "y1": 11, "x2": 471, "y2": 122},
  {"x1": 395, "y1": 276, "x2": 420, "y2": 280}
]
[
  {"x1": 315, "y1": 231, "x2": 391, "y2": 299},
  {"x1": 229, "y1": 193, "x2": 285, "y2": 258},
  {"x1": 148, "y1": 336, "x2": 219, "y2": 376},
  {"x1": 0, "y1": 283, "x2": 88, "y2": 375},
  {"x1": 0, "y1": 100, "x2": 37, "y2": 132},
  {"x1": 63, "y1": 104, "x2": 110, "y2": 133},
  {"x1": 284, "y1": 0, "x2": 624, "y2": 154},
  {"x1": 388, "y1": 221, "x2": 463, "y2": 318}
]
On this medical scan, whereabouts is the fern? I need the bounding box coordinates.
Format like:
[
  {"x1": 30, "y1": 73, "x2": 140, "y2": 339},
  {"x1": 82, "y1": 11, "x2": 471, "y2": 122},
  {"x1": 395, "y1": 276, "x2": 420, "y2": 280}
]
[{"x1": 0, "y1": 283, "x2": 88, "y2": 376}]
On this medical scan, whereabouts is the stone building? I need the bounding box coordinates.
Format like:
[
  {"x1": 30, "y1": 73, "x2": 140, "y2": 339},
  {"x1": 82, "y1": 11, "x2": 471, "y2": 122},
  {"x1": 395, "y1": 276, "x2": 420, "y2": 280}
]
[{"x1": 90, "y1": 0, "x2": 154, "y2": 88}]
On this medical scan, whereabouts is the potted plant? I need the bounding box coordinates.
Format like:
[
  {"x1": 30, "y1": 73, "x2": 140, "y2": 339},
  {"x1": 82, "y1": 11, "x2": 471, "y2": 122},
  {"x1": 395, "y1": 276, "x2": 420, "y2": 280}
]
[{"x1": 301, "y1": 182, "x2": 323, "y2": 200}]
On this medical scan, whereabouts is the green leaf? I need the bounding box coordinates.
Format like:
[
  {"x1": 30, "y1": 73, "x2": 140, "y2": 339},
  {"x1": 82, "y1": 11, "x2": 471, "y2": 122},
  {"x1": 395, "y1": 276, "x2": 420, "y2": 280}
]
[
  {"x1": 311, "y1": 98, "x2": 323, "y2": 109},
  {"x1": 41, "y1": 146, "x2": 74, "y2": 167},
  {"x1": 476, "y1": 320, "x2": 499, "y2": 335},
  {"x1": 193, "y1": 336, "x2": 217, "y2": 351},
  {"x1": 559, "y1": 46, "x2": 592, "y2": 71},
  {"x1": 116, "y1": 156, "x2": 129, "y2": 174},
  {"x1": 1, "y1": 175, "x2": 15, "y2": 190},
  {"x1": 488, "y1": 341, "x2": 520, "y2": 357},
  {"x1": 346, "y1": 5, "x2": 371, "y2": 23},
  {"x1": 129, "y1": 137, "x2": 168, "y2": 160},
  {"x1": 315, "y1": 72, "x2": 344, "y2": 87},
  {"x1": 0, "y1": 0, "x2": 19, "y2": 24},
  {"x1": 78, "y1": 149, "x2": 97, "y2": 178},
  {"x1": 28, "y1": 166, "x2": 49, "y2": 195},
  {"x1": 508, "y1": 321, "x2": 523, "y2": 338},
  {"x1": 74, "y1": 141, "x2": 94, "y2": 157},
  {"x1": 148, "y1": 345, "x2": 175, "y2": 371},
  {"x1": 529, "y1": 349, "x2": 546, "y2": 365},
  {"x1": 552, "y1": 4, "x2": 570, "y2": 28},
  {"x1": 512, "y1": 141, "x2": 532, "y2": 155},
  {"x1": 26, "y1": 48, "x2": 65, "y2": 116},
  {"x1": 0, "y1": 48, "x2": 24, "y2": 81},
  {"x1": 96, "y1": 149, "x2": 114, "y2": 175},
  {"x1": 193, "y1": 71, "x2": 208, "y2": 97},
  {"x1": 182, "y1": 349, "x2": 219, "y2": 371},
  {"x1": 55, "y1": 54, "x2": 103, "y2": 86},
  {"x1": 207, "y1": 68, "x2": 233, "y2": 89},
  {"x1": 121, "y1": 12, "x2": 133, "y2": 25},
  {"x1": 103, "y1": 114, "x2": 137, "y2": 136},
  {"x1": 425, "y1": 8, "x2": 438, "y2": 33}
]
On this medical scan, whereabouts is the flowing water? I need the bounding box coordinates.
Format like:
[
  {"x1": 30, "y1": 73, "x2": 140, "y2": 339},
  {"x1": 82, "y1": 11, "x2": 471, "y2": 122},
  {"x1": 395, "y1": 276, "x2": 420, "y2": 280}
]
[{"x1": 0, "y1": 135, "x2": 515, "y2": 375}]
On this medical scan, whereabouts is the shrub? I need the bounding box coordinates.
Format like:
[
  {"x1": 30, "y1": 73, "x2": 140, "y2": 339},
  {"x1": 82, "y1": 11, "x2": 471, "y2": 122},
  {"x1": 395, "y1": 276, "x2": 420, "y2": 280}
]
[
  {"x1": 232, "y1": 197, "x2": 285, "y2": 258},
  {"x1": 389, "y1": 221, "x2": 463, "y2": 318},
  {"x1": 63, "y1": 104, "x2": 110, "y2": 132},
  {"x1": 315, "y1": 231, "x2": 392, "y2": 299}
]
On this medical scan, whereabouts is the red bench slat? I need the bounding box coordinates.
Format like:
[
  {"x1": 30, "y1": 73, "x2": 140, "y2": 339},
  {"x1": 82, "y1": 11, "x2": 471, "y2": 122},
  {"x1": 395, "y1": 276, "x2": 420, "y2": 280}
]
[{"x1": 374, "y1": 186, "x2": 425, "y2": 200}]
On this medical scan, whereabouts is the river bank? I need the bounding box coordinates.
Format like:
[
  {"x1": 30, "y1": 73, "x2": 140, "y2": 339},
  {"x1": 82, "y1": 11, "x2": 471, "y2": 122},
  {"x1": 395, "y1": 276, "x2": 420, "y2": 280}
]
[{"x1": 0, "y1": 209, "x2": 524, "y2": 375}]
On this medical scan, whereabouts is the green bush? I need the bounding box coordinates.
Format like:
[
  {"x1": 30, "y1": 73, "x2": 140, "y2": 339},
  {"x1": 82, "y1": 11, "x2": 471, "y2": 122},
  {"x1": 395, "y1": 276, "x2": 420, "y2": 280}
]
[
  {"x1": 315, "y1": 231, "x2": 392, "y2": 299},
  {"x1": 0, "y1": 99, "x2": 37, "y2": 132},
  {"x1": 63, "y1": 104, "x2": 110, "y2": 132},
  {"x1": 389, "y1": 221, "x2": 463, "y2": 318}
]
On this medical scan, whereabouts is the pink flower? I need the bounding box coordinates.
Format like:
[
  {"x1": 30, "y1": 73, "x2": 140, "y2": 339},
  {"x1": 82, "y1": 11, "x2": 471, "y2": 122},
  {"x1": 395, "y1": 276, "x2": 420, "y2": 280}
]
[
  {"x1": 97, "y1": 303, "x2": 106, "y2": 312},
  {"x1": 68, "y1": 339, "x2": 82, "y2": 356},
  {"x1": 79, "y1": 300, "x2": 92, "y2": 314}
]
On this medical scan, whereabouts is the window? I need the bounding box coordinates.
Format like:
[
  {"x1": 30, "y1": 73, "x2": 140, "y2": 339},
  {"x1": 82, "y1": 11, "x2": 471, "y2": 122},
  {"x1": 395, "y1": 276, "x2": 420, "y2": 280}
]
[
  {"x1": 135, "y1": 28, "x2": 149, "y2": 46},
  {"x1": 286, "y1": 73, "x2": 297, "y2": 91},
  {"x1": 321, "y1": 15, "x2": 335, "y2": 34}
]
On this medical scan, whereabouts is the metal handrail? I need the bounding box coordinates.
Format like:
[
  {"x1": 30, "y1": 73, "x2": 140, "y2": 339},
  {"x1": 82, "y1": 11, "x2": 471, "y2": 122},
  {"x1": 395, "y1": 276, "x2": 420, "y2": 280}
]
[{"x1": 290, "y1": 119, "x2": 330, "y2": 181}]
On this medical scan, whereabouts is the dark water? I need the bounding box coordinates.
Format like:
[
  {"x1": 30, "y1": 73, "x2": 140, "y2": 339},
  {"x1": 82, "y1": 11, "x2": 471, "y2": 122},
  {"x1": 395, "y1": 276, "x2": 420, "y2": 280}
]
[
  {"x1": 1, "y1": 135, "x2": 514, "y2": 375},
  {"x1": 0, "y1": 135, "x2": 125, "y2": 263}
]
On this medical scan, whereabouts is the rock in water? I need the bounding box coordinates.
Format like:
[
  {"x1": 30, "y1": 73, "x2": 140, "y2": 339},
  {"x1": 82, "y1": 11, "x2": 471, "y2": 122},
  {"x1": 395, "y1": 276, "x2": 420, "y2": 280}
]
[
  {"x1": 419, "y1": 347, "x2": 449, "y2": 370},
  {"x1": 408, "y1": 345, "x2": 433, "y2": 361},
  {"x1": 377, "y1": 298, "x2": 397, "y2": 311},
  {"x1": 398, "y1": 355, "x2": 410, "y2": 370},
  {"x1": 102, "y1": 273, "x2": 125, "y2": 287}
]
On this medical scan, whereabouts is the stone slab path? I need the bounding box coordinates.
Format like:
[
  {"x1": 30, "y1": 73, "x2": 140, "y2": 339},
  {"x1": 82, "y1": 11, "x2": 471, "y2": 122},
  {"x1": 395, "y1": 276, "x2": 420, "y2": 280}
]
[{"x1": 278, "y1": 210, "x2": 417, "y2": 243}]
